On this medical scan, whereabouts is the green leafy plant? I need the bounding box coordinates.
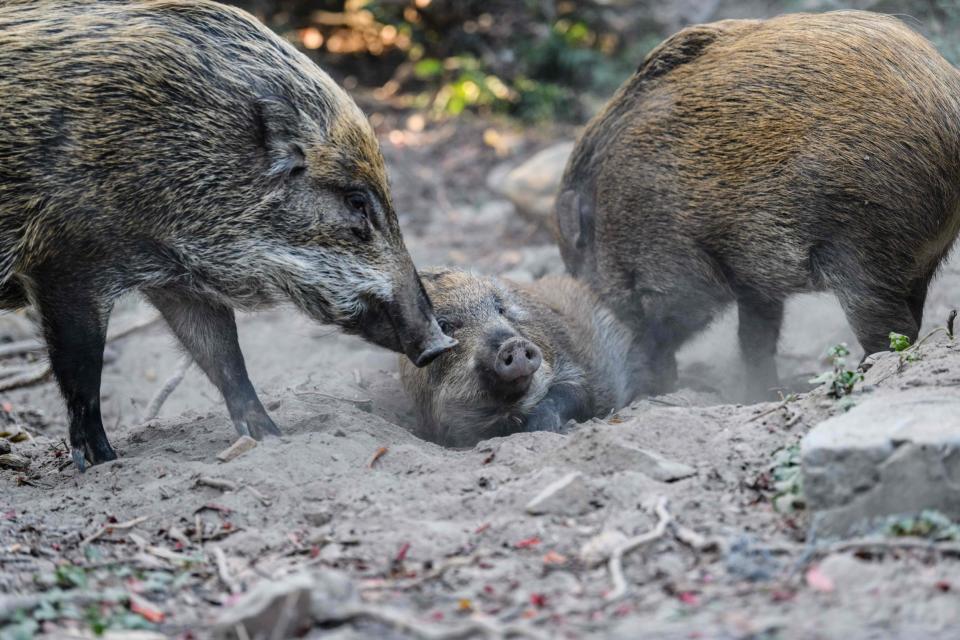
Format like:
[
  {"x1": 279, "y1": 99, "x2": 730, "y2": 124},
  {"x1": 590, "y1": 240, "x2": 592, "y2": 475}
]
[
  {"x1": 888, "y1": 332, "x2": 911, "y2": 352},
  {"x1": 883, "y1": 510, "x2": 960, "y2": 541},
  {"x1": 771, "y1": 443, "x2": 804, "y2": 513},
  {"x1": 809, "y1": 343, "x2": 862, "y2": 400}
]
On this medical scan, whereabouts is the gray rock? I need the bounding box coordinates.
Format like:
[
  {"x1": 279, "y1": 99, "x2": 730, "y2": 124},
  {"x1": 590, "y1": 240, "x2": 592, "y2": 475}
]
[
  {"x1": 0, "y1": 453, "x2": 29, "y2": 471},
  {"x1": 213, "y1": 570, "x2": 357, "y2": 639},
  {"x1": 802, "y1": 389, "x2": 960, "y2": 537},
  {"x1": 525, "y1": 471, "x2": 596, "y2": 516},
  {"x1": 489, "y1": 142, "x2": 574, "y2": 227}
]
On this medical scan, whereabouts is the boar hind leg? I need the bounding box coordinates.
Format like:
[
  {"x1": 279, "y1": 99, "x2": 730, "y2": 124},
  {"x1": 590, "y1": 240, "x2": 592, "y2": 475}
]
[
  {"x1": 34, "y1": 281, "x2": 115, "y2": 471},
  {"x1": 737, "y1": 295, "x2": 784, "y2": 402},
  {"x1": 906, "y1": 270, "x2": 935, "y2": 329},
  {"x1": 836, "y1": 287, "x2": 918, "y2": 358},
  {"x1": 147, "y1": 290, "x2": 281, "y2": 440}
]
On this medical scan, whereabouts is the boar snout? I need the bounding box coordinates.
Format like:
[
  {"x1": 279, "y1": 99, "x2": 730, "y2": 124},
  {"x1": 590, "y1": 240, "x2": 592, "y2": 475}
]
[{"x1": 355, "y1": 277, "x2": 457, "y2": 366}]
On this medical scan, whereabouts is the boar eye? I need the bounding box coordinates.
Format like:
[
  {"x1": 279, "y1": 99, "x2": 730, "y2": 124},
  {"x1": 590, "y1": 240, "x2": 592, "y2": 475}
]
[
  {"x1": 345, "y1": 191, "x2": 369, "y2": 220},
  {"x1": 438, "y1": 318, "x2": 457, "y2": 336},
  {"x1": 495, "y1": 302, "x2": 506, "y2": 315}
]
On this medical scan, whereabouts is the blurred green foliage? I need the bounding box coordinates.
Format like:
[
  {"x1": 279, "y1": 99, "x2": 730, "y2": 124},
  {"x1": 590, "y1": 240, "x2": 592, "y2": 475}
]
[{"x1": 227, "y1": 0, "x2": 960, "y2": 124}]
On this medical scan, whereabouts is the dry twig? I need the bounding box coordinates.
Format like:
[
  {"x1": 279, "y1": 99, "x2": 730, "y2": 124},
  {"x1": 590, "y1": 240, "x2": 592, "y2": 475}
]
[
  {"x1": 363, "y1": 552, "x2": 486, "y2": 592},
  {"x1": 245, "y1": 485, "x2": 273, "y2": 507},
  {"x1": 141, "y1": 355, "x2": 192, "y2": 422},
  {"x1": 606, "y1": 497, "x2": 672, "y2": 601},
  {"x1": 0, "y1": 312, "x2": 162, "y2": 391},
  {"x1": 367, "y1": 446, "x2": 389, "y2": 468},
  {"x1": 746, "y1": 394, "x2": 797, "y2": 423},
  {"x1": 213, "y1": 546, "x2": 241, "y2": 594},
  {"x1": 0, "y1": 364, "x2": 52, "y2": 392},
  {"x1": 196, "y1": 476, "x2": 239, "y2": 492},
  {"x1": 80, "y1": 515, "x2": 149, "y2": 547}
]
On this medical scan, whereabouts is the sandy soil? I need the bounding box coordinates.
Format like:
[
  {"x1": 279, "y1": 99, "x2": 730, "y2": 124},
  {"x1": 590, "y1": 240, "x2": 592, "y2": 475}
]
[{"x1": 2, "y1": 118, "x2": 960, "y2": 639}]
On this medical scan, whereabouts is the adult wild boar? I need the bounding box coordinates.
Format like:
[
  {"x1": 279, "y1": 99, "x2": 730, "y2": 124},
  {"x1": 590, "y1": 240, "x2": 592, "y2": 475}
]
[
  {"x1": 0, "y1": 0, "x2": 455, "y2": 469},
  {"x1": 556, "y1": 11, "x2": 960, "y2": 400}
]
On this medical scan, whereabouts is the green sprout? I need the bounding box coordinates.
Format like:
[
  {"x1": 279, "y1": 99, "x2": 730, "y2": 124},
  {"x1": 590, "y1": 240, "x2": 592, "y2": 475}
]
[{"x1": 809, "y1": 342, "x2": 862, "y2": 401}]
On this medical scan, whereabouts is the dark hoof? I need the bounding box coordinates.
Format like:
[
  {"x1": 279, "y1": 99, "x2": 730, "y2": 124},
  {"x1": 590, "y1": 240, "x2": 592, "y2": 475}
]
[
  {"x1": 239, "y1": 411, "x2": 282, "y2": 440},
  {"x1": 72, "y1": 441, "x2": 117, "y2": 472},
  {"x1": 72, "y1": 448, "x2": 87, "y2": 473}
]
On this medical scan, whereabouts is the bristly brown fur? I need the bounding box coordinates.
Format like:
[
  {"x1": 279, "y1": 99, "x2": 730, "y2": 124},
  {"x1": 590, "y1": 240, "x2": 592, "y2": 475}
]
[
  {"x1": 555, "y1": 11, "x2": 960, "y2": 400},
  {"x1": 0, "y1": 0, "x2": 445, "y2": 468},
  {"x1": 0, "y1": 0, "x2": 392, "y2": 285}
]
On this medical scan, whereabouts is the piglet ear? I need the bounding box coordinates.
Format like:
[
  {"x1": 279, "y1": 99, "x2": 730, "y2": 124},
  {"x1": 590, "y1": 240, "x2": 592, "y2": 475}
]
[
  {"x1": 254, "y1": 94, "x2": 306, "y2": 178},
  {"x1": 419, "y1": 268, "x2": 453, "y2": 282}
]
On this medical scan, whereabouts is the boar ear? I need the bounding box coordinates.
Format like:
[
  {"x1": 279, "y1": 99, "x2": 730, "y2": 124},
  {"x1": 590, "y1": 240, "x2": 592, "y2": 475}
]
[
  {"x1": 555, "y1": 190, "x2": 592, "y2": 250},
  {"x1": 255, "y1": 94, "x2": 306, "y2": 178}
]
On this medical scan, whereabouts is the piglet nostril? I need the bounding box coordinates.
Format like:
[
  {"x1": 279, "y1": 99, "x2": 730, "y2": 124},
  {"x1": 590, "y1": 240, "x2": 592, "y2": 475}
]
[{"x1": 494, "y1": 337, "x2": 542, "y2": 382}]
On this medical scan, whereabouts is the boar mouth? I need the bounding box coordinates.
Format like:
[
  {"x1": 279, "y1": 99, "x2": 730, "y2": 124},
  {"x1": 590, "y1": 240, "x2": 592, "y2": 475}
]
[
  {"x1": 476, "y1": 367, "x2": 535, "y2": 404},
  {"x1": 351, "y1": 294, "x2": 457, "y2": 366}
]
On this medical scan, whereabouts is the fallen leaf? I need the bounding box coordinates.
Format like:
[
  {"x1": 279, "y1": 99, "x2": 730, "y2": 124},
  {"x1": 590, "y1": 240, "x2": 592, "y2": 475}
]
[
  {"x1": 771, "y1": 589, "x2": 795, "y2": 602},
  {"x1": 515, "y1": 536, "x2": 541, "y2": 549},
  {"x1": 530, "y1": 593, "x2": 547, "y2": 608},
  {"x1": 129, "y1": 593, "x2": 165, "y2": 623},
  {"x1": 542, "y1": 550, "x2": 567, "y2": 565},
  {"x1": 935, "y1": 580, "x2": 951, "y2": 592},
  {"x1": 395, "y1": 542, "x2": 410, "y2": 563},
  {"x1": 368, "y1": 446, "x2": 389, "y2": 468},
  {"x1": 458, "y1": 598, "x2": 473, "y2": 612},
  {"x1": 677, "y1": 591, "x2": 699, "y2": 605},
  {"x1": 805, "y1": 565, "x2": 835, "y2": 592}
]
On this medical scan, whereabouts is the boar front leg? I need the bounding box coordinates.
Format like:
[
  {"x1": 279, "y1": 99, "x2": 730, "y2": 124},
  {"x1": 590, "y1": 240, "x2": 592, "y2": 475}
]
[
  {"x1": 33, "y1": 275, "x2": 116, "y2": 471},
  {"x1": 146, "y1": 290, "x2": 280, "y2": 440}
]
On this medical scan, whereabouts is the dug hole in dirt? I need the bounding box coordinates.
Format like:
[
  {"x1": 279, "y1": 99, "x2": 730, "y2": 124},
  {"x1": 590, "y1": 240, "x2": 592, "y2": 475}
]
[{"x1": 2, "y1": 122, "x2": 960, "y2": 639}]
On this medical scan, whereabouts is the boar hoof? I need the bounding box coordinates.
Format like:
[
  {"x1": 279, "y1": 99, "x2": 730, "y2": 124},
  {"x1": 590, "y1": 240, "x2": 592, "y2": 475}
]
[
  {"x1": 72, "y1": 439, "x2": 118, "y2": 473},
  {"x1": 235, "y1": 410, "x2": 282, "y2": 440}
]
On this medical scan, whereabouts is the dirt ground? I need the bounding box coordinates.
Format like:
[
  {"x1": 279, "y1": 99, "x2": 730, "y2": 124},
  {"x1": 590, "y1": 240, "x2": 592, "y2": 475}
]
[{"x1": 3, "y1": 115, "x2": 960, "y2": 639}]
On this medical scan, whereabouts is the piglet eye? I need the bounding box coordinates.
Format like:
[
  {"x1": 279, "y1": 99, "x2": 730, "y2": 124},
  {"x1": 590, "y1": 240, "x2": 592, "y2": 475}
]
[
  {"x1": 345, "y1": 192, "x2": 369, "y2": 219},
  {"x1": 495, "y1": 302, "x2": 506, "y2": 315}
]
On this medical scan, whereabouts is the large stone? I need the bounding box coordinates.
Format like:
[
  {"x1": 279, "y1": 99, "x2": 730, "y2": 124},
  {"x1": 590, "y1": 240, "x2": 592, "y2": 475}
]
[
  {"x1": 801, "y1": 389, "x2": 960, "y2": 537},
  {"x1": 489, "y1": 142, "x2": 574, "y2": 228},
  {"x1": 525, "y1": 471, "x2": 596, "y2": 516},
  {"x1": 213, "y1": 570, "x2": 357, "y2": 639}
]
